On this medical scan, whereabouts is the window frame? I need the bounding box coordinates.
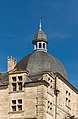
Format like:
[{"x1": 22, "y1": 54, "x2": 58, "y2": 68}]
[
  {"x1": 11, "y1": 76, "x2": 23, "y2": 92},
  {"x1": 11, "y1": 99, "x2": 22, "y2": 112}
]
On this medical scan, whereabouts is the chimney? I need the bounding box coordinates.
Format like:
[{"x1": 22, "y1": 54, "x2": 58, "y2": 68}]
[{"x1": 7, "y1": 56, "x2": 17, "y2": 72}]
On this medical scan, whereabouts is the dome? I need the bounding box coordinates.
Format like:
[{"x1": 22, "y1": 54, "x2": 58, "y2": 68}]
[
  {"x1": 32, "y1": 30, "x2": 48, "y2": 44},
  {"x1": 15, "y1": 51, "x2": 68, "y2": 79},
  {"x1": 15, "y1": 19, "x2": 68, "y2": 80}
]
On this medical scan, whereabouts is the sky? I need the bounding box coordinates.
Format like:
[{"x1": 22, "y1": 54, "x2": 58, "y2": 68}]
[{"x1": 0, "y1": 0, "x2": 78, "y2": 88}]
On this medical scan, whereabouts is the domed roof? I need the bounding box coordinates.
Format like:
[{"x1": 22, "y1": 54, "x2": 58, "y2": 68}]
[
  {"x1": 15, "y1": 19, "x2": 67, "y2": 79},
  {"x1": 15, "y1": 51, "x2": 67, "y2": 79},
  {"x1": 32, "y1": 30, "x2": 48, "y2": 44}
]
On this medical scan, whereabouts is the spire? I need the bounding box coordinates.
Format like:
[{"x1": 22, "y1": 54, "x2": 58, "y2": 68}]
[{"x1": 39, "y1": 16, "x2": 42, "y2": 31}]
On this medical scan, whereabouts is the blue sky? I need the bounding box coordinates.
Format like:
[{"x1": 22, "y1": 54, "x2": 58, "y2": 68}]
[{"x1": 0, "y1": 0, "x2": 78, "y2": 88}]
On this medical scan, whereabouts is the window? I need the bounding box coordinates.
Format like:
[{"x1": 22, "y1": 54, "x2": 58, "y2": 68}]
[
  {"x1": 18, "y1": 82, "x2": 22, "y2": 91},
  {"x1": 48, "y1": 78, "x2": 53, "y2": 94},
  {"x1": 12, "y1": 77, "x2": 17, "y2": 91},
  {"x1": 43, "y1": 43, "x2": 45, "y2": 48},
  {"x1": 18, "y1": 99, "x2": 22, "y2": 104},
  {"x1": 66, "y1": 91, "x2": 71, "y2": 108},
  {"x1": 47, "y1": 100, "x2": 52, "y2": 114},
  {"x1": 48, "y1": 78, "x2": 50, "y2": 81},
  {"x1": 50, "y1": 86, "x2": 52, "y2": 88},
  {"x1": 12, "y1": 100, "x2": 16, "y2": 111},
  {"x1": 12, "y1": 76, "x2": 23, "y2": 92},
  {"x1": 66, "y1": 90, "x2": 68, "y2": 94},
  {"x1": 11, "y1": 99, "x2": 22, "y2": 112},
  {"x1": 12, "y1": 77, "x2": 16, "y2": 81},
  {"x1": 18, "y1": 76, "x2": 22, "y2": 81},
  {"x1": 39, "y1": 43, "x2": 41, "y2": 48},
  {"x1": 12, "y1": 83, "x2": 16, "y2": 91},
  {"x1": 18, "y1": 105, "x2": 22, "y2": 111},
  {"x1": 66, "y1": 97, "x2": 68, "y2": 106},
  {"x1": 12, "y1": 106, "x2": 16, "y2": 111},
  {"x1": 12, "y1": 100, "x2": 16, "y2": 104},
  {"x1": 18, "y1": 76, "x2": 22, "y2": 91},
  {"x1": 68, "y1": 93, "x2": 70, "y2": 96},
  {"x1": 51, "y1": 80, "x2": 52, "y2": 83},
  {"x1": 18, "y1": 99, "x2": 22, "y2": 111}
]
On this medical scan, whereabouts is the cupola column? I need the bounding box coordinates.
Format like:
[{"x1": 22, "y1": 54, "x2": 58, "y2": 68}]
[
  {"x1": 37, "y1": 42, "x2": 39, "y2": 49},
  {"x1": 41, "y1": 42, "x2": 43, "y2": 49},
  {"x1": 34, "y1": 44, "x2": 36, "y2": 50}
]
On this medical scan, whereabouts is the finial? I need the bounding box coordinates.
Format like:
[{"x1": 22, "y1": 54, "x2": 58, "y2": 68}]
[{"x1": 39, "y1": 16, "x2": 42, "y2": 31}]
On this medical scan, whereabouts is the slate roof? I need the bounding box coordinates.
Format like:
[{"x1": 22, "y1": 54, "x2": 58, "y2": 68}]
[
  {"x1": 0, "y1": 72, "x2": 8, "y2": 85},
  {"x1": 32, "y1": 30, "x2": 48, "y2": 44},
  {"x1": 15, "y1": 51, "x2": 68, "y2": 79}
]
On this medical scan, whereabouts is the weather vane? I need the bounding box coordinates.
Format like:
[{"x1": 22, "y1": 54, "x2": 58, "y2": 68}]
[{"x1": 39, "y1": 16, "x2": 42, "y2": 31}]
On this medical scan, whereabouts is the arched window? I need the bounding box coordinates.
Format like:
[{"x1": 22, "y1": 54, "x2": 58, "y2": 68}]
[{"x1": 39, "y1": 43, "x2": 41, "y2": 48}]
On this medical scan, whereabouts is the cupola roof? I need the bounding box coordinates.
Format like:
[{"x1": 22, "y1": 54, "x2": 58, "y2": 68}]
[
  {"x1": 32, "y1": 17, "x2": 48, "y2": 44},
  {"x1": 32, "y1": 30, "x2": 48, "y2": 44}
]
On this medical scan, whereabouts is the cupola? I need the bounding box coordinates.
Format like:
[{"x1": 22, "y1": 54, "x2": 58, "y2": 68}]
[{"x1": 32, "y1": 18, "x2": 48, "y2": 52}]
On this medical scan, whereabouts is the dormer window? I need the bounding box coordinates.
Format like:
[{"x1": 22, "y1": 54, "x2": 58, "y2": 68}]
[
  {"x1": 18, "y1": 76, "x2": 22, "y2": 81},
  {"x1": 12, "y1": 83, "x2": 16, "y2": 91},
  {"x1": 12, "y1": 77, "x2": 16, "y2": 81},
  {"x1": 11, "y1": 76, "x2": 23, "y2": 92}
]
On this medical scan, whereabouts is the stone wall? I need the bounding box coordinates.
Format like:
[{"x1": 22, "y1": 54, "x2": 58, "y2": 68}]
[
  {"x1": 0, "y1": 87, "x2": 9, "y2": 119},
  {"x1": 56, "y1": 76, "x2": 78, "y2": 119},
  {"x1": 0, "y1": 72, "x2": 78, "y2": 119}
]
